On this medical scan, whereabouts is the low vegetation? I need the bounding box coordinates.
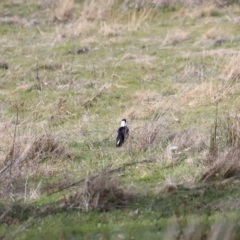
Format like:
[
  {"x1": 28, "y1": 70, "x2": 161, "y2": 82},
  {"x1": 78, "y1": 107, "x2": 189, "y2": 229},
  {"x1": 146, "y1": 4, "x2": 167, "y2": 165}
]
[{"x1": 1, "y1": 0, "x2": 240, "y2": 239}]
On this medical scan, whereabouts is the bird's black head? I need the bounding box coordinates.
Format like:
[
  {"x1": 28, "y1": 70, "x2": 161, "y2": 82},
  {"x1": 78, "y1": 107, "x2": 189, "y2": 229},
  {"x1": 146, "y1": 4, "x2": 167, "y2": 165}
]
[{"x1": 122, "y1": 119, "x2": 127, "y2": 122}]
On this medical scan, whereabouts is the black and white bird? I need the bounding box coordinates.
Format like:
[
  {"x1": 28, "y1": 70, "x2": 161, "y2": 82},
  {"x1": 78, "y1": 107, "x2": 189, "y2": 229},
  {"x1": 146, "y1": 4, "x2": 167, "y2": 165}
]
[{"x1": 116, "y1": 119, "x2": 129, "y2": 147}]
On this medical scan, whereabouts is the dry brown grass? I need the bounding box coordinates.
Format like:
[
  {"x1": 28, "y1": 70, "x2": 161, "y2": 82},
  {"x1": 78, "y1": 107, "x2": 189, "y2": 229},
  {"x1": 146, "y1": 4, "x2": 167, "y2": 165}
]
[
  {"x1": 127, "y1": 8, "x2": 155, "y2": 31},
  {"x1": 63, "y1": 0, "x2": 156, "y2": 37},
  {"x1": 163, "y1": 30, "x2": 191, "y2": 46},
  {"x1": 99, "y1": 22, "x2": 125, "y2": 37},
  {"x1": 209, "y1": 111, "x2": 240, "y2": 155},
  {"x1": 222, "y1": 54, "x2": 240, "y2": 80},
  {"x1": 55, "y1": 0, "x2": 75, "y2": 20},
  {"x1": 152, "y1": 0, "x2": 201, "y2": 7},
  {"x1": 81, "y1": 0, "x2": 112, "y2": 21},
  {"x1": 171, "y1": 128, "x2": 208, "y2": 152},
  {"x1": 160, "y1": 177, "x2": 178, "y2": 193},
  {"x1": 124, "y1": 106, "x2": 154, "y2": 120},
  {"x1": 126, "y1": 119, "x2": 171, "y2": 152},
  {"x1": 123, "y1": 90, "x2": 159, "y2": 120},
  {"x1": 171, "y1": 2, "x2": 223, "y2": 20},
  {"x1": 63, "y1": 172, "x2": 134, "y2": 211},
  {"x1": 27, "y1": 134, "x2": 67, "y2": 162},
  {"x1": 0, "y1": 133, "x2": 69, "y2": 200},
  {"x1": 160, "y1": 128, "x2": 208, "y2": 165},
  {"x1": 203, "y1": 28, "x2": 225, "y2": 40},
  {"x1": 125, "y1": 89, "x2": 181, "y2": 120},
  {"x1": 180, "y1": 82, "x2": 216, "y2": 107},
  {"x1": 200, "y1": 147, "x2": 240, "y2": 182}
]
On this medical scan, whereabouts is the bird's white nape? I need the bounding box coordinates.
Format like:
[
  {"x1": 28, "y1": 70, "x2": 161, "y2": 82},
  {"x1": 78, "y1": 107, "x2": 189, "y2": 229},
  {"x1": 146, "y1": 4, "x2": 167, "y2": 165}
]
[{"x1": 121, "y1": 120, "x2": 126, "y2": 127}]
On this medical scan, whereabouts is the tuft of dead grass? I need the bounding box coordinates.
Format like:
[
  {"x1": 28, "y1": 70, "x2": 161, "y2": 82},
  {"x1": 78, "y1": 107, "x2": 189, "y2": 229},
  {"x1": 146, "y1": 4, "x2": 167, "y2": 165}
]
[
  {"x1": 0, "y1": 133, "x2": 69, "y2": 200},
  {"x1": 204, "y1": 28, "x2": 225, "y2": 40},
  {"x1": 81, "y1": 0, "x2": 112, "y2": 21},
  {"x1": 180, "y1": 82, "x2": 216, "y2": 107},
  {"x1": 55, "y1": 0, "x2": 75, "y2": 20},
  {"x1": 99, "y1": 22, "x2": 125, "y2": 37},
  {"x1": 200, "y1": 147, "x2": 240, "y2": 182},
  {"x1": 163, "y1": 30, "x2": 191, "y2": 46},
  {"x1": 161, "y1": 177, "x2": 178, "y2": 193},
  {"x1": 26, "y1": 133, "x2": 67, "y2": 163},
  {"x1": 126, "y1": 119, "x2": 171, "y2": 152},
  {"x1": 160, "y1": 128, "x2": 208, "y2": 165},
  {"x1": 63, "y1": 172, "x2": 134, "y2": 211},
  {"x1": 209, "y1": 112, "x2": 240, "y2": 155},
  {"x1": 171, "y1": 128, "x2": 208, "y2": 152},
  {"x1": 222, "y1": 54, "x2": 240, "y2": 80}
]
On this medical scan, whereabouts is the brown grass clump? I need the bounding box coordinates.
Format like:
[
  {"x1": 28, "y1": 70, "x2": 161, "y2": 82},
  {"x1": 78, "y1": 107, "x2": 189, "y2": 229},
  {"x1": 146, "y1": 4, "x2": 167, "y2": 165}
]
[
  {"x1": 163, "y1": 30, "x2": 191, "y2": 46},
  {"x1": 171, "y1": 128, "x2": 208, "y2": 152},
  {"x1": 161, "y1": 177, "x2": 178, "y2": 193},
  {"x1": 99, "y1": 22, "x2": 125, "y2": 37},
  {"x1": 63, "y1": 172, "x2": 134, "y2": 211},
  {"x1": 26, "y1": 134, "x2": 67, "y2": 163},
  {"x1": 70, "y1": 18, "x2": 96, "y2": 37},
  {"x1": 81, "y1": 0, "x2": 112, "y2": 21},
  {"x1": 0, "y1": 133, "x2": 68, "y2": 199},
  {"x1": 55, "y1": 0, "x2": 75, "y2": 20},
  {"x1": 161, "y1": 128, "x2": 208, "y2": 165},
  {"x1": 200, "y1": 147, "x2": 240, "y2": 182},
  {"x1": 209, "y1": 112, "x2": 240, "y2": 155},
  {"x1": 127, "y1": 119, "x2": 171, "y2": 152},
  {"x1": 152, "y1": 0, "x2": 202, "y2": 7},
  {"x1": 222, "y1": 54, "x2": 240, "y2": 80},
  {"x1": 204, "y1": 28, "x2": 224, "y2": 40},
  {"x1": 180, "y1": 82, "x2": 216, "y2": 107}
]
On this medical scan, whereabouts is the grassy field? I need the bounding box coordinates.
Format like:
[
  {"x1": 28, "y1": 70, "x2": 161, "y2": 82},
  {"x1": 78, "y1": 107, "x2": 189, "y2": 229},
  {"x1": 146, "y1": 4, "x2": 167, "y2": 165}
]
[{"x1": 1, "y1": 0, "x2": 240, "y2": 239}]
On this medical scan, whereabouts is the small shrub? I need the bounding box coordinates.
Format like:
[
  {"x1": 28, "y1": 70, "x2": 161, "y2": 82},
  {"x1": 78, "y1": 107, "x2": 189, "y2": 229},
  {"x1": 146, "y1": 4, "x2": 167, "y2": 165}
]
[
  {"x1": 63, "y1": 172, "x2": 134, "y2": 211},
  {"x1": 200, "y1": 147, "x2": 240, "y2": 182},
  {"x1": 0, "y1": 134, "x2": 68, "y2": 200}
]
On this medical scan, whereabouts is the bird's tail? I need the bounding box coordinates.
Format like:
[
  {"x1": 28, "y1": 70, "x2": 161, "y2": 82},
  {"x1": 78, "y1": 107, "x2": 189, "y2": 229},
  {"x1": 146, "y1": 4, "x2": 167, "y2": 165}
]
[{"x1": 116, "y1": 133, "x2": 124, "y2": 147}]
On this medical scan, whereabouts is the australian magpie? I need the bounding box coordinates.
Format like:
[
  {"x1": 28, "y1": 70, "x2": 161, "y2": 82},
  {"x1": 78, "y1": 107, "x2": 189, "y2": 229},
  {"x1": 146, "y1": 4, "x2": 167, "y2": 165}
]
[{"x1": 116, "y1": 119, "x2": 129, "y2": 147}]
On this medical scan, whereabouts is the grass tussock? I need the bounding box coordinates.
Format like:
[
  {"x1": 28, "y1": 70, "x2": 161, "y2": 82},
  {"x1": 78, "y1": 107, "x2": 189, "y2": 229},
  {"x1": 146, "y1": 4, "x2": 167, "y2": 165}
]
[
  {"x1": 222, "y1": 54, "x2": 240, "y2": 80},
  {"x1": 55, "y1": 0, "x2": 75, "y2": 20},
  {"x1": 201, "y1": 147, "x2": 240, "y2": 182},
  {"x1": 163, "y1": 30, "x2": 191, "y2": 46},
  {"x1": 0, "y1": 133, "x2": 68, "y2": 199},
  {"x1": 161, "y1": 128, "x2": 208, "y2": 165},
  {"x1": 180, "y1": 82, "x2": 216, "y2": 107},
  {"x1": 63, "y1": 172, "x2": 134, "y2": 211},
  {"x1": 209, "y1": 112, "x2": 240, "y2": 155},
  {"x1": 171, "y1": 128, "x2": 208, "y2": 152},
  {"x1": 26, "y1": 133, "x2": 67, "y2": 163},
  {"x1": 161, "y1": 177, "x2": 178, "y2": 193},
  {"x1": 81, "y1": 0, "x2": 113, "y2": 21},
  {"x1": 127, "y1": 119, "x2": 170, "y2": 152}
]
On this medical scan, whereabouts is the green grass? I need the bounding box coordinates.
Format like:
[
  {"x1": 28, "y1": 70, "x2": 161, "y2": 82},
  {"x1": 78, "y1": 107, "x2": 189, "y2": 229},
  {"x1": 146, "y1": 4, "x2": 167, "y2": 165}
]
[{"x1": 1, "y1": 0, "x2": 240, "y2": 239}]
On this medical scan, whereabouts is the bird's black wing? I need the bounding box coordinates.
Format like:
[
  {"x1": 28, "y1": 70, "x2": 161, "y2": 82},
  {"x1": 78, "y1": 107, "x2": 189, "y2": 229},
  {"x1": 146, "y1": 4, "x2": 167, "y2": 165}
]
[
  {"x1": 116, "y1": 127, "x2": 125, "y2": 147},
  {"x1": 124, "y1": 126, "x2": 129, "y2": 139}
]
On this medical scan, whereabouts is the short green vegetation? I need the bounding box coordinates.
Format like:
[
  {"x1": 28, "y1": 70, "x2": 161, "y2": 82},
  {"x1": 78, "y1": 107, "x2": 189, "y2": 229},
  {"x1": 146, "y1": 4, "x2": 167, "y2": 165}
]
[{"x1": 1, "y1": 0, "x2": 240, "y2": 239}]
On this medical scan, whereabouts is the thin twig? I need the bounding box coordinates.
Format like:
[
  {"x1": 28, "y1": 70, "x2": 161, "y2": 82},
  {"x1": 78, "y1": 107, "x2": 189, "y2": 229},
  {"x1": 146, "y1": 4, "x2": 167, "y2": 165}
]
[
  {"x1": 68, "y1": 45, "x2": 75, "y2": 90},
  {"x1": 82, "y1": 87, "x2": 106, "y2": 107},
  {"x1": 10, "y1": 105, "x2": 19, "y2": 177},
  {"x1": 47, "y1": 159, "x2": 156, "y2": 196},
  {"x1": 36, "y1": 61, "x2": 42, "y2": 91}
]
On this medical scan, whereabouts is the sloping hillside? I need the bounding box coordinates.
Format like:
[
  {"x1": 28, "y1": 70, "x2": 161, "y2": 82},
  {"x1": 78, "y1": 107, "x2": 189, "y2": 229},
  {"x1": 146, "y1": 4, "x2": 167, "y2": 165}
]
[{"x1": 1, "y1": 0, "x2": 240, "y2": 239}]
